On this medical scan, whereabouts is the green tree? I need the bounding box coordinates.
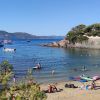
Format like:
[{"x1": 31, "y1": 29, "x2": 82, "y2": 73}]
[
  {"x1": 0, "y1": 60, "x2": 13, "y2": 75},
  {"x1": 84, "y1": 23, "x2": 100, "y2": 36},
  {"x1": 66, "y1": 24, "x2": 87, "y2": 43}
]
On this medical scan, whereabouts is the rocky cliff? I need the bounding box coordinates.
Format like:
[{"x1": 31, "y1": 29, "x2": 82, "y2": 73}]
[
  {"x1": 43, "y1": 36, "x2": 100, "y2": 49},
  {"x1": 43, "y1": 23, "x2": 100, "y2": 49},
  {"x1": 74, "y1": 36, "x2": 100, "y2": 49}
]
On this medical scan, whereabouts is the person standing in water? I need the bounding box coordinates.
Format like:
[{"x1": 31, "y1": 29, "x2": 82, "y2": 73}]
[
  {"x1": 82, "y1": 66, "x2": 86, "y2": 71},
  {"x1": 13, "y1": 75, "x2": 16, "y2": 86},
  {"x1": 37, "y1": 62, "x2": 41, "y2": 69},
  {"x1": 52, "y1": 70, "x2": 55, "y2": 75}
]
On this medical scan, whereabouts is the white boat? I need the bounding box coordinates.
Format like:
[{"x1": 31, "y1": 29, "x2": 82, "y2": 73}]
[
  {"x1": 33, "y1": 66, "x2": 41, "y2": 69},
  {"x1": 33, "y1": 66, "x2": 39, "y2": 69},
  {"x1": 80, "y1": 76, "x2": 93, "y2": 81},
  {"x1": 33, "y1": 63, "x2": 41, "y2": 69},
  {"x1": 3, "y1": 48, "x2": 16, "y2": 52},
  {"x1": 3, "y1": 40, "x2": 12, "y2": 44},
  {"x1": 0, "y1": 41, "x2": 4, "y2": 47}
]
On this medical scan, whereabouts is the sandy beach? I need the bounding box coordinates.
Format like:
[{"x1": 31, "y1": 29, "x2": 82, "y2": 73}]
[{"x1": 40, "y1": 80, "x2": 100, "y2": 100}]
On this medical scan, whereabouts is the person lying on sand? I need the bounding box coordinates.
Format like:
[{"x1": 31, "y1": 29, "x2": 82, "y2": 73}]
[
  {"x1": 48, "y1": 84, "x2": 53, "y2": 93},
  {"x1": 43, "y1": 84, "x2": 59, "y2": 93},
  {"x1": 48, "y1": 84, "x2": 58, "y2": 93},
  {"x1": 52, "y1": 84, "x2": 58, "y2": 92},
  {"x1": 65, "y1": 83, "x2": 78, "y2": 88}
]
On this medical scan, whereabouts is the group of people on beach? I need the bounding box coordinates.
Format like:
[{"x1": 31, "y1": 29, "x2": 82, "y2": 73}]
[
  {"x1": 80, "y1": 80, "x2": 96, "y2": 90},
  {"x1": 86, "y1": 81, "x2": 96, "y2": 90}
]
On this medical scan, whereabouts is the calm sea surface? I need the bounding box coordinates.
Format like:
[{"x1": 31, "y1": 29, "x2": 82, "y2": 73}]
[{"x1": 0, "y1": 39, "x2": 100, "y2": 83}]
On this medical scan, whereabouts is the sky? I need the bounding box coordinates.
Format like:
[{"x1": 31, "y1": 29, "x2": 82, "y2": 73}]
[{"x1": 0, "y1": 0, "x2": 100, "y2": 36}]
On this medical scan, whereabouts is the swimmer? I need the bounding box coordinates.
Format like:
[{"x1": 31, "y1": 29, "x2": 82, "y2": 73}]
[{"x1": 52, "y1": 70, "x2": 55, "y2": 74}]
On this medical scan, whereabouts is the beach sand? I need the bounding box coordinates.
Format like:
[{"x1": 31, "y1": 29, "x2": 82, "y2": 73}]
[{"x1": 40, "y1": 80, "x2": 100, "y2": 100}]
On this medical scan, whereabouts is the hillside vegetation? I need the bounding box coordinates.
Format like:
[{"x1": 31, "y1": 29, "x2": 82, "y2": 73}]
[{"x1": 66, "y1": 23, "x2": 100, "y2": 44}]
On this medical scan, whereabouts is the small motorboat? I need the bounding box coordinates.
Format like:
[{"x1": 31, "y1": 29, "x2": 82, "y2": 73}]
[
  {"x1": 3, "y1": 40, "x2": 12, "y2": 44},
  {"x1": 33, "y1": 63, "x2": 41, "y2": 69},
  {"x1": 27, "y1": 40, "x2": 31, "y2": 42},
  {"x1": 0, "y1": 44, "x2": 4, "y2": 47},
  {"x1": 80, "y1": 76, "x2": 93, "y2": 81},
  {"x1": 3, "y1": 48, "x2": 16, "y2": 52},
  {"x1": 33, "y1": 66, "x2": 41, "y2": 69},
  {"x1": 0, "y1": 41, "x2": 4, "y2": 47}
]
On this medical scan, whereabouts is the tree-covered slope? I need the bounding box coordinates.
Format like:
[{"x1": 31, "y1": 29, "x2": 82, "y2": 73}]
[{"x1": 66, "y1": 23, "x2": 100, "y2": 44}]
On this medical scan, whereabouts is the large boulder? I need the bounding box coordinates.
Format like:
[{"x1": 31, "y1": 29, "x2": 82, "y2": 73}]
[
  {"x1": 42, "y1": 42, "x2": 59, "y2": 47},
  {"x1": 58, "y1": 40, "x2": 69, "y2": 47},
  {"x1": 42, "y1": 39, "x2": 69, "y2": 47},
  {"x1": 51, "y1": 42, "x2": 59, "y2": 47}
]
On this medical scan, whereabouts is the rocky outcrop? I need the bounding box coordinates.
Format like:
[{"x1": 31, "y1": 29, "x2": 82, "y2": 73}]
[
  {"x1": 42, "y1": 36, "x2": 100, "y2": 49},
  {"x1": 74, "y1": 36, "x2": 100, "y2": 49},
  {"x1": 42, "y1": 39, "x2": 69, "y2": 48},
  {"x1": 58, "y1": 40, "x2": 68, "y2": 47}
]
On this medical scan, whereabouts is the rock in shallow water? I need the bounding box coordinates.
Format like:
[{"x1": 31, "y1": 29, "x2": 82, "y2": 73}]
[{"x1": 42, "y1": 39, "x2": 69, "y2": 48}]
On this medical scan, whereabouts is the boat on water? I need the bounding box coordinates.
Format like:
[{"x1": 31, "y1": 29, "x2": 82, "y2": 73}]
[
  {"x1": 27, "y1": 40, "x2": 31, "y2": 42},
  {"x1": 0, "y1": 41, "x2": 4, "y2": 47},
  {"x1": 80, "y1": 75, "x2": 93, "y2": 81},
  {"x1": 0, "y1": 44, "x2": 4, "y2": 47},
  {"x1": 33, "y1": 66, "x2": 41, "y2": 69},
  {"x1": 33, "y1": 63, "x2": 41, "y2": 69},
  {"x1": 3, "y1": 48, "x2": 16, "y2": 52},
  {"x1": 3, "y1": 40, "x2": 12, "y2": 44}
]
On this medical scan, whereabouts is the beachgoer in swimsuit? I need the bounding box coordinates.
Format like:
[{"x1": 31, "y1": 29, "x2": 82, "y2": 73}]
[{"x1": 48, "y1": 84, "x2": 53, "y2": 93}]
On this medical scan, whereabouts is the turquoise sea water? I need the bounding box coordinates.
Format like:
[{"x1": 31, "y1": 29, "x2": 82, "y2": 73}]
[{"x1": 0, "y1": 39, "x2": 100, "y2": 83}]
